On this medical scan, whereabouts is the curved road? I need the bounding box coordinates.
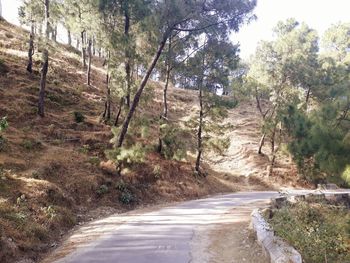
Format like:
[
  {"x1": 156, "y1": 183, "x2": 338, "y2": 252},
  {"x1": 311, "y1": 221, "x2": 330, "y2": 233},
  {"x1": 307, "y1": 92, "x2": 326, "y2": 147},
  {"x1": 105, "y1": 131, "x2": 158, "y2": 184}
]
[{"x1": 50, "y1": 190, "x2": 349, "y2": 263}]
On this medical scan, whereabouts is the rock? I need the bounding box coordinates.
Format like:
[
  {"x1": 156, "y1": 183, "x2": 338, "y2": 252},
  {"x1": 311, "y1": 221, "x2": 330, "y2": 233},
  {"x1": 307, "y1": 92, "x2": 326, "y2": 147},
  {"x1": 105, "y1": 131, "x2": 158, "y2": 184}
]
[{"x1": 251, "y1": 209, "x2": 302, "y2": 263}]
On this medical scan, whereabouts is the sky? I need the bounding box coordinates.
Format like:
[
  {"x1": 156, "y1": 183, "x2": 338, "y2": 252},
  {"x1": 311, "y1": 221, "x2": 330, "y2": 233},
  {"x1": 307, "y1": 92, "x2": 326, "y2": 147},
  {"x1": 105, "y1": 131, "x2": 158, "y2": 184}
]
[{"x1": 2, "y1": 0, "x2": 350, "y2": 59}]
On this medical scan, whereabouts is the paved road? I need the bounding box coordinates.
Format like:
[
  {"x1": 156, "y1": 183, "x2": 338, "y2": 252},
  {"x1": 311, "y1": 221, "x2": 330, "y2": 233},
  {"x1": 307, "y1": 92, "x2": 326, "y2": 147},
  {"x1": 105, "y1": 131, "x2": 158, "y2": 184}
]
[{"x1": 52, "y1": 190, "x2": 350, "y2": 263}]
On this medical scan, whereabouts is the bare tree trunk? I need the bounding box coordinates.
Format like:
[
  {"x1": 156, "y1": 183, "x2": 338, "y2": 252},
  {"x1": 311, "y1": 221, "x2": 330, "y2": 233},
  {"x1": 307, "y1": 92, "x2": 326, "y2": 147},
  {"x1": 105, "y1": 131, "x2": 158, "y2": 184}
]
[
  {"x1": 67, "y1": 28, "x2": 72, "y2": 46},
  {"x1": 116, "y1": 31, "x2": 170, "y2": 147},
  {"x1": 103, "y1": 61, "x2": 111, "y2": 122},
  {"x1": 258, "y1": 133, "x2": 266, "y2": 154},
  {"x1": 305, "y1": 86, "x2": 311, "y2": 110},
  {"x1": 195, "y1": 85, "x2": 204, "y2": 173},
  {"x1": 87, "y1": 38, "x2": 92, "y2": 86},
  {"x1": 0, "y1": 0, "x2": 3, "y2": 19},
  {"x1": 52, "y1": 25, "x2": 57, "y2": 42},
  {"x1": 255, "y1": 89, "x2": 264, "y2": 116},
  {"x1": 38, "y1": 0, "x2": 50, "y2": 117},
  {"x1": 81, "y1": 31, "x2": 87, "y2": 68},
  {"x1": 92, "y1": 37, "x2": 96, "y2": 56},
  {"x1": 114, "y1": 98, "x2": 124, "y2": 126},
  {"x1": 268, "y1": 126, "x2": 277, "y2": 177},
  {"x1": 27, "y1": 22, "x2": 35, "y2": 73},
  {"x1": 76, "y1": 38, "x2": 80, "y2": 49},
  {"x1": 158, "y1": 35, "x2": 172, "y2": 154},
  {"x1": 123, "y1": 0, "x2": 131, "y2": 108}
]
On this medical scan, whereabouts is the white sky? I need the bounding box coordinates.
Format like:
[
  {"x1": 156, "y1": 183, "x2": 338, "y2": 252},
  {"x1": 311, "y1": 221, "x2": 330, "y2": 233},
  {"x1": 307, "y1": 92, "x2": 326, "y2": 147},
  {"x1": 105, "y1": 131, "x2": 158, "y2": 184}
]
[{"x1": 2, "y1": 0, "x2": 350, "y2": 59}]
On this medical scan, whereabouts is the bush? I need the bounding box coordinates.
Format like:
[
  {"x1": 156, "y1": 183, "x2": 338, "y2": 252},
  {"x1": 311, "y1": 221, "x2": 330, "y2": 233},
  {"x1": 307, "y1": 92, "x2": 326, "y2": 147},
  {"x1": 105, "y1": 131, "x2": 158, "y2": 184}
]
[
  {"x1": 268, "y1": 202, "x2": 350, "y2": 263},
  {"x1": 159, "y1": 123, "x2": 188, "y2": 161},
  {"x1": 106, "y1": 143, "x2": 148, "y2": 166},
  {"x1": 21, "y1": 138, "x2": 43, "y2": 150},
  {"x1": 88, "y1": 156, "x2": 100, "y2": 166},
  {"x1": 0, "y1": 116, "x2": 8, "y2": 151},
  {"x1": 73, "y1": 111, "x2": 85, "y2": 123},
  {"x1": 96, "y1": 184, "x2": 109, "y2": 196},
  {"x1": 119, "y1": 190, "x2": 135, "y2": 205}
]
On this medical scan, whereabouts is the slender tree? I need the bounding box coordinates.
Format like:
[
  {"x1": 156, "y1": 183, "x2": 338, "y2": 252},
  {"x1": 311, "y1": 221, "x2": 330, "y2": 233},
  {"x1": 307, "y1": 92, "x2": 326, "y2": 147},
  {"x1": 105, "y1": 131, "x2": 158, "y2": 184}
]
[
  {"x1": 115, "y1": 0, "x2": 256, "y2": 147},
  {"x1": 26, "y1": 22, "x2": 35, "y2": 73},
  {"x1": 38, "y1": 0, "x2": 50, "y2": 117},
  {"x1": 87, "y1": 37, "x2": 92, "y2": 85}
]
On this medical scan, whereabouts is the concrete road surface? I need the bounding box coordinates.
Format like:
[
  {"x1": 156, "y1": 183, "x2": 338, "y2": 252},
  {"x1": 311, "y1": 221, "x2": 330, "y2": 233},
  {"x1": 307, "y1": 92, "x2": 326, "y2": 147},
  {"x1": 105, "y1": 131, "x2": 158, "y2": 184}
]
[{"x1": 51, "y1": 190, "x2": 350, "y2": 263}]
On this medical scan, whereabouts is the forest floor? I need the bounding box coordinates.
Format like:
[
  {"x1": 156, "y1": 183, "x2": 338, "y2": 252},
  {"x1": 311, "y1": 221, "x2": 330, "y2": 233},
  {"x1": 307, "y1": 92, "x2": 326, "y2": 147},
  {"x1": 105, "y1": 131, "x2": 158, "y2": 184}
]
[{"x1": 0, "y1": 19, "x2": 308, "y2": 263}]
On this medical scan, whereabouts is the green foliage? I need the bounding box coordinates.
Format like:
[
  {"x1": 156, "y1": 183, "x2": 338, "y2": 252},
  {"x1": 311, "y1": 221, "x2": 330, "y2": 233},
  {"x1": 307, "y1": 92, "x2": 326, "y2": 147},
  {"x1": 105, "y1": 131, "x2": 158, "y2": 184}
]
[
  {"x1": 0, "y1": 116, "x2": 8, "y2": 133},
  {"x1": 159, "y1": 122, "x2": 187, "y2": 161},
  {"x1": 0, "y1": 116, "x2": 8, "y2": 151},
  {"x1": 342, "y1": 166, "x2": 350, "y2": 186},
  {"x1": 79, "y1": 144, "x2": 91, "y2": 154},
  {"x1": 115, "y1": 179, "x2": 127, "y2": 191},
  {"x1": 73, "y1": 111, "x2": 85, "y2": 123},
  {"x1": 88, "y1": 156, "x2": 100, "y2": 166},
  {"x1": 153, "y1": 165, "x2": 161, "y2": 179},
  {"x1": 106, "y1": 143, "x2": 147, "y2": 165},
  {"x1": 119, "y1": 190, "x2": 135, "y2": 205},
  {"x1": 269, "y1": 202, "x2": 350, "y2": 263},
  {"x1": 114, "y1": 179, "x2": 135, "y2": 204},
  {"x1": 284, "y1": 104, "x2": 350, "y2": 184},
  {"x1": 96, "y1": 184, "x2": 109, "y2": 196},
  {"x1": 41, "y1": 205, "x2": 57, "y2": 220},
  {"x1": 21, "y1": 138, "x2": 43, "y2": 151}
]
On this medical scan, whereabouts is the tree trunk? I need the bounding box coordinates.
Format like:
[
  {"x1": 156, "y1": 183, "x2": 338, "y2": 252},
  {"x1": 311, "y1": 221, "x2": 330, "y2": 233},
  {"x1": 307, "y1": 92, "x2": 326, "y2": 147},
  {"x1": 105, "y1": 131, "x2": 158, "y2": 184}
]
[
  {"x1": 195, "y1": 85, "x2": 204, "y2": 173},
  {"x1": 67, "y1": 28, "x2": 72, "y2": 46},
  {"x1": 114, "y1": 98, "x2": 124, "y2": 126},
  {"x1": 38, "y1": 0, "x2": 50, "y2": 117},
  {"x1": 76, "y1": 38, "x2": 80, "y2": 49},
  {"x1": 92, "y1": 37, "x2": 96, "y2": 56},
  {"x1": 123, "y1": 0, "x2": 131, "y2": 108},
  {"x1": 258, "y1": 133, "x2": 266, "y2": 154},
  {"x1": 116, "y1": 31, "x2": 170, "y2": 147},
  {"x1": 51, "y1": 25, "x2": 57, "y2": 42},
  {"x1": 255, "y1": 89, "x2": 264, "y2": 116},
  {"x1": 158, "y1": 35, "x2": 172, "y2": 154},
  {"x1": 87, "y1": 38, "x2": 92, "y2": 86},
  {"x1": 103, "y1": 64, "x2": 111, "y2": 122},
  {"x1": 0, "y1": 0, "x2": 2, "y2": 19},
  {"x1": 305, "y1": 86, "x2": 311, "y2": 110},
  {"x1": 268, "y1": 126, "x2": 277, "y2": 177},
  {"x1": 162, "y1": 35, "x2": 172, "y2": 118},
  {"x1": 81, "y1": 31, "x2": 87, "y2": 68},
  {"x1": 27, "y1": 22, "x2": 35, "y2": 73}
]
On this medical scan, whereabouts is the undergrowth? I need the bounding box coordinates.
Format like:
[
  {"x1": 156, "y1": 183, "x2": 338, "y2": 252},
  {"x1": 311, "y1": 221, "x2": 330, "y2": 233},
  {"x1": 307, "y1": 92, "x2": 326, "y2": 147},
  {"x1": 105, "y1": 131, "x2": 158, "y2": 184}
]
[{"x1": 268, "y1": 202, "x2": 350, "y2": 263}]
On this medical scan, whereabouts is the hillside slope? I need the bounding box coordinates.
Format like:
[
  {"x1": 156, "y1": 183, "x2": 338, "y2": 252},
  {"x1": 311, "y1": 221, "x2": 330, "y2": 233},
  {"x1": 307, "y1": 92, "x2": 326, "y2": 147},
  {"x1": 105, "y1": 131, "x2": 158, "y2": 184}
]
[{"x1": 0, "y1": 20, "x2": 292, "y2": 263}]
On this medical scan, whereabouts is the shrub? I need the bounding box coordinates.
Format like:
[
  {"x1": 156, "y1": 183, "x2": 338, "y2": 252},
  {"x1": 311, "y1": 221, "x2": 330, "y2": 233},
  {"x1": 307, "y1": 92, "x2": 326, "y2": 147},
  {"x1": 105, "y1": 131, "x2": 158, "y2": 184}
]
[
  {"x1": 0, "y1": 117, "x2": 8, "y2": 151},
  {"x1": 160, "y1": 123, "x2": 188, "y2": 161},
  {"x1": 115, "y1": 180, "x2": 127, "y2": 191},
  {"x1": 269, "y1": 202, "x2": 350, "y2": 263},
  {"x1": 153, "y1": 165, "x2": 161, "y2": 179},
  {"x1": 96, "y1": 184, "x2": 109, "y2": 196},
  {"x1": 21, "y1": 138, "x2": 43, "y2": 150},
  {"x1": 119, "y1": 190, "x2": 135, "y2": 205},
  {"x1": 78, "y1": 144, "x2": 90, "y2": 154},
  {"x1": 73, "y1": 111, "x2": 85, "y2": 123},
  {"x1": 88, "y1": 156, "x2": 100, "y2": 166},
  {"x1": 106, "y1": 143, "x2": 148, "y2": 166}
]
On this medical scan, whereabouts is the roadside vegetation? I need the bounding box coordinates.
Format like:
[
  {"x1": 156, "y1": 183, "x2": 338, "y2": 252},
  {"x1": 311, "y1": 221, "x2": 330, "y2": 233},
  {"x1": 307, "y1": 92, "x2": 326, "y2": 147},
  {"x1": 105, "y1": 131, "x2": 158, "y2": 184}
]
[{"x1": 268, "y1": 201, "x2": 350, "y2": 263}]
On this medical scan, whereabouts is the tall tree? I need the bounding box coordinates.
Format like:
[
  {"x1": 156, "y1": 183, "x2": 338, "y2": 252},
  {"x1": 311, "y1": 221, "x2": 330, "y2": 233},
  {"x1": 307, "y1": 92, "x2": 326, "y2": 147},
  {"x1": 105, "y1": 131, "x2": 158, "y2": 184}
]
[
  {"x1": 38, "y1": 0, "x2": 50, "y2": 117},
  {"x1": 115, "y1": 0, "x2": 256, "y2": 148},
  {"x1": 247, "y1": 19, "x2": 319, "y2": 175},
  {"x1": 184, "y1": 38, "x2": 239, "y2": 173}
]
